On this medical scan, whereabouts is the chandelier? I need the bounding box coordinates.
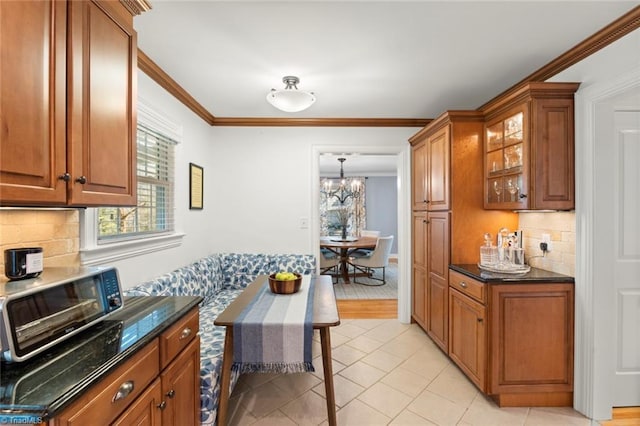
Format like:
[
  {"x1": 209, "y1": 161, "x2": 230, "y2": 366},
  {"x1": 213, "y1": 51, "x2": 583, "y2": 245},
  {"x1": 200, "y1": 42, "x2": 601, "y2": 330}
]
[
  {"x1": 266, "y1": 76, "x2": 316, "y2": 112},
  {"x1": 321, "y1": 158, "x2": 363, "y2": 204}
]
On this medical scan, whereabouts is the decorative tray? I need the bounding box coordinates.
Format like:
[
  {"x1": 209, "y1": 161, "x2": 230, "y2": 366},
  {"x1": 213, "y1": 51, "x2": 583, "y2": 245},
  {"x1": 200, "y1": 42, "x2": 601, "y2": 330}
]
[
  {"x1": 477, "y1": 263, "x2": 530, "y2": 274},
  {"x1": 329, "y1": 236, "x2": 358, "y2": 242}
]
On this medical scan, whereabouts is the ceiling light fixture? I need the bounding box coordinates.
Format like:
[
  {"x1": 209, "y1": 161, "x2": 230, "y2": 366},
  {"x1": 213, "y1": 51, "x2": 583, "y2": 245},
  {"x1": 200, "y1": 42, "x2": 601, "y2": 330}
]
[
  {"x1": 266, "y1": 76, "x2": 316, "y2": 112},
  {"x1": 320, "y1": 158, "x2": 363, "y2": 205}
]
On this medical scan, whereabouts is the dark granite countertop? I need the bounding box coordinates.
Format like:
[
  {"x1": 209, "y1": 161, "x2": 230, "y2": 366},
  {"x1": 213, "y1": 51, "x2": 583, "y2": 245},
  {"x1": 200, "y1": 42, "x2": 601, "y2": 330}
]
[
  {"x1": 450, "y1": 264, "x2": 575, "y2": 283},
  {"x1": 0, "y1": 295, "x2": 202, "y2": 422}
]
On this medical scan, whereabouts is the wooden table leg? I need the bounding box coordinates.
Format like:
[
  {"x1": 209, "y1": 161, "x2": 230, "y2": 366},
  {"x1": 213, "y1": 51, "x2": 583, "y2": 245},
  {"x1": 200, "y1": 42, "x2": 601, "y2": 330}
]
[
  {"x1": 320, "y1": 327, "x2": 337, "y2": 426},
  {"x1": 340, "y1": 248, "x2": 351, "y2": 284},
  {"x1": 217, "y1": 327, "x2": 234, "y2": 426}
]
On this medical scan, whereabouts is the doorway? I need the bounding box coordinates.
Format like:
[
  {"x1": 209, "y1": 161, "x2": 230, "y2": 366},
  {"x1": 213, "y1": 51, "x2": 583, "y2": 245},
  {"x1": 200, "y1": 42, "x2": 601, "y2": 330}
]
[
  {"x1": 575, "y1": 67, "x2": 640, "y2": 420},
  {"x1": 312, "y1": 145, "x2": 411, "y2": 322}
]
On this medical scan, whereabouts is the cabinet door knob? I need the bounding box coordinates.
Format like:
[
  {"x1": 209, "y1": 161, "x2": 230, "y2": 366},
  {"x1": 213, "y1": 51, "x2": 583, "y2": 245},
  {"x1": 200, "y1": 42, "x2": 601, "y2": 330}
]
[
  {"x1": 112, "y1": 381, "x2": 134, "y2": 402},
  {"x1": 58, "y1": 173, "x2": 71, "y2": 182},
  {"x1": 158, "y1": 401, "x2": 167, "y2": 410},
  {"x1": 166, "y1": 389, "x2": 176, "y2": 399},
  {"x1": 519, "y1": 193, "x2": 527, "y2": 199},
  {"x1": 460, "y1": 281, "x2": 468, "y2": 288},
  {"x1": 75, "y1": 175, "x2": 87, "y2": 184},
  {"x1": 180, "y1": 327, "x2": 192, "y2": 340},
  {"x1": 425, "y1": 200, "x2": 430, "y2": 204},
  {"x1": 477, "y1": 318, "x2": 483, "y2": 323}
]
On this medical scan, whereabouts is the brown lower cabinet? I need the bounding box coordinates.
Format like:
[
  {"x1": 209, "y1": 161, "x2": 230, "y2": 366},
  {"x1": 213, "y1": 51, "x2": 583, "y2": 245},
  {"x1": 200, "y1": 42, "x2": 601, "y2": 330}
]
[
  {"x1": 448, "y1": 269, "x2": 574, "y2": 407},
  {"x1": 52, "y1": 307, "x2": 200, "y2": 425}
]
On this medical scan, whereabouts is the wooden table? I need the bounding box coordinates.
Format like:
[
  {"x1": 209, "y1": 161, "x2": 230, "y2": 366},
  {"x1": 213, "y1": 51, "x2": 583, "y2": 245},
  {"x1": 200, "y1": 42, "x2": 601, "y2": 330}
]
[
  {"x1": 320, "y1": 236, "x2": 377, "y2": 283},
  {"x1": 214, "y1": 275, "x2": 340, "y2": 426}
]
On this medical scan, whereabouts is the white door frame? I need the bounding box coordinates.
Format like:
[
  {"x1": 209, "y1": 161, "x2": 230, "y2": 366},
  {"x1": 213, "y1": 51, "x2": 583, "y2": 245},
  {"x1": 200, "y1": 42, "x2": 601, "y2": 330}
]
[
  {"x1": 311, "y1": 144, "x2": 412, "y2": 323},
  {"x1": 574, "y1": 65, "x2": 640, "y2": 420}
]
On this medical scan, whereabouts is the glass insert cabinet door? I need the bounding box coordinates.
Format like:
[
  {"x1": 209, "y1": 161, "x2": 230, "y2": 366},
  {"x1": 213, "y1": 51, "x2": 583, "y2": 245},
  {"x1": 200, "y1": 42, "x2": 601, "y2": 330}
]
[{"x1": 485, "y1": 110, "x2": 528, "y2": 208}]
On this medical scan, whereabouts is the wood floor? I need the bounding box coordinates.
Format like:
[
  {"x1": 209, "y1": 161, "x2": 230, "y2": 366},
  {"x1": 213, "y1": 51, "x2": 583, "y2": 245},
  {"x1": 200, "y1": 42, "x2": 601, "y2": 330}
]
[
  {"x1": 601, "y1": 407, "x2": 640, "y2": 425},
  {"x1": 336, "y1": 298, "x2": 397, "y2": 319}
]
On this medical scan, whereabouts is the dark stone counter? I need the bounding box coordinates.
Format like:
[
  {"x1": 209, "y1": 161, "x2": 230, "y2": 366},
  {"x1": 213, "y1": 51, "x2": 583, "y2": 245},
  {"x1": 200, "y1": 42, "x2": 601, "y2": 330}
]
[
  {"x1": 450, "y1": 264, "x2": 575, "y2": 283},
  {"x1": 0, "y1": 295, "x2": 202, "y2": 422}
]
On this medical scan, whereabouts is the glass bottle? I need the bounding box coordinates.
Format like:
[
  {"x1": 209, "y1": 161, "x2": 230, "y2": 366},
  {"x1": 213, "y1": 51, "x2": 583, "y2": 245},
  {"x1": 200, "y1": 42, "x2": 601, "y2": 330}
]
[{"x1": 480, "y1": 233, "x2": 498, "y2": 267}]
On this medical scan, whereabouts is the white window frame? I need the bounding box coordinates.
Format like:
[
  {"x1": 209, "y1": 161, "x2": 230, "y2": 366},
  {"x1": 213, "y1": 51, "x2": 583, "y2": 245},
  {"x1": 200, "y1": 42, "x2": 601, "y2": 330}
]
[{"x1": 80, "y1": 99, "x2": 184, "y2": 266}]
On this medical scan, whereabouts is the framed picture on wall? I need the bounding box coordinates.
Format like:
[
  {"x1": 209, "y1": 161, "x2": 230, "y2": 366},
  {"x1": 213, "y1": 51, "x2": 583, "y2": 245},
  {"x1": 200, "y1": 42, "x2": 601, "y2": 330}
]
[{"x1": 189, "y1": 163, "x2": 204, "y2": 209}]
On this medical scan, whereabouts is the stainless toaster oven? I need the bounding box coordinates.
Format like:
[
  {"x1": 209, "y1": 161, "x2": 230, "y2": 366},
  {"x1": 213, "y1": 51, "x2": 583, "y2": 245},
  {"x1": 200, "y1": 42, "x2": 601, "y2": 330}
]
[{"x1": 0, "y1": 266, "x2": 124, "y2": 362}]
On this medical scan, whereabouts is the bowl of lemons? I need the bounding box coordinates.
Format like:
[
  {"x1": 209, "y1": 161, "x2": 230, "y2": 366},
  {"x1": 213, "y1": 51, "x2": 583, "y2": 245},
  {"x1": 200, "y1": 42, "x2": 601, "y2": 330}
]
[{"x1": 268, "y1": 271, "x2": 302, "y2": 294}]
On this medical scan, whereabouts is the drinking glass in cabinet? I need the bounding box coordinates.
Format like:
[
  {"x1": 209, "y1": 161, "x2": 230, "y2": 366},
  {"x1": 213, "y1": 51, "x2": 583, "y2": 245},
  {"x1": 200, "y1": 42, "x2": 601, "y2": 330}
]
[
  {"x1": 486, "y1": 122, "x2": 503, "y2": 151},
  {"x1": 504, "y1": 113, "x2": 523, "y2": 144},
  {"x1": 489, "y1": 178, "x2": 503, "y2": 203},
  {"x1": 503, "y1": 144, "x2": 523, "y2": 170},
  {"x1": 505, "y1": 176, "x2": 522, "y2": 202},
  {"x1": 487, "y1": 150, "x2": 503, "y2": 175}
]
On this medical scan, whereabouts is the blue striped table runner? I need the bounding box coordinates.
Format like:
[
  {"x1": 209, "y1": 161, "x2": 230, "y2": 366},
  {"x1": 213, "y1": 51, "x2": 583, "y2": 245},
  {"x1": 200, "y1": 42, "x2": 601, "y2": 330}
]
[{"x1": 232, "y1": 275, "x2": 315, "y2": 373}]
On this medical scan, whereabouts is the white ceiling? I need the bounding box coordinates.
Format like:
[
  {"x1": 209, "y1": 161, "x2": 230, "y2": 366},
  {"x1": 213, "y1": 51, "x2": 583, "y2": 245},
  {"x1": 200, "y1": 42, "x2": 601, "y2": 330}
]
[{"x1": 134, "y1": 1, "x2": 639, "y2": 173}]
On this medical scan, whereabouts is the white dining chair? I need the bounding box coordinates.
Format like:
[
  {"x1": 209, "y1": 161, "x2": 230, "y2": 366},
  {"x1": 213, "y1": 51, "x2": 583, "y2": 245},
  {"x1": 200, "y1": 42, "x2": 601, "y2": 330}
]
[
  {"x1": 360, "y1": 230, "x2": 380, "y2": 238},
  {"x1": 319, "y1": 250, "x2": 340, "y2": 283},
  {"x1": 351, "y1": 229, "x2": 380, "y2": 258},
  {"x1": 349, "y1": 235, "x2": 394, "y2": 285}
]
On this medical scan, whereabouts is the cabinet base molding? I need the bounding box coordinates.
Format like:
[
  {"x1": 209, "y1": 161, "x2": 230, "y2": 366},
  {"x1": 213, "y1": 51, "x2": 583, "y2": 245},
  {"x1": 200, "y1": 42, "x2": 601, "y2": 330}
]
[{"x1": 491, "y1": 391, "x2": 573, "y2": 407}]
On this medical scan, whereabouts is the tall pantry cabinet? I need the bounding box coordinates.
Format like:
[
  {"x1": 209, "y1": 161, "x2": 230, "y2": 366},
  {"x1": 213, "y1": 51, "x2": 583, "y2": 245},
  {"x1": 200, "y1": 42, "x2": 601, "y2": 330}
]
[{"x1": 410, "y1": 111, "x2": 517, "y2": 352}]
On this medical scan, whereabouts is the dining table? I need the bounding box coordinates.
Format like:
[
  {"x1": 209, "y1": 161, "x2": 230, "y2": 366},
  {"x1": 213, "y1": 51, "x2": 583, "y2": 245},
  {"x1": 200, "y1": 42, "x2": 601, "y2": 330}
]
[
  {"x1": 320, "y1": 235, "x2": 378, "y2": 283},
  {"x1": 214, "y1": 274, "x2": 340, "y2": 426}
]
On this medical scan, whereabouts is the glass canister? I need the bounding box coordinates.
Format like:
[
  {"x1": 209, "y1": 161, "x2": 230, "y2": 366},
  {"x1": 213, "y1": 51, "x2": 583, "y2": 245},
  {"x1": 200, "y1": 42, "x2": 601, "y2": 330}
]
[{"x1": 480, "y1": 233, "x2": 498, "y2": 266}]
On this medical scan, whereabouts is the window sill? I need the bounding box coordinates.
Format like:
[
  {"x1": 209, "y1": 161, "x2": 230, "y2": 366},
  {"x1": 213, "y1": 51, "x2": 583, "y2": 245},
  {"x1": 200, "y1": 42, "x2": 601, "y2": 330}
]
[{"x1": 80, "y1": 233, "x2": 185, "y2": 266}]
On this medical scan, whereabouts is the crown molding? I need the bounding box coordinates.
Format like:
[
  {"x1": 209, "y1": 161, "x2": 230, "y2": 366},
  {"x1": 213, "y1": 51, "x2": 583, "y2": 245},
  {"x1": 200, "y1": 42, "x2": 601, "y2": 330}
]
[
  {"x1": 478, "y1": 5, "x2": 640, "y2": 112},
  {"x1": 408, "y1": 110, "x2": 484, "y2": 144},
  {"x1": 211, "y1": 117, "x2": 430, "y2": 127},
  {"x1": 138, "y1": 50, "x2": 216, "y2": 125},
  {"x1": 120, "y1": 0, "x2": 152, "y2": 16}
]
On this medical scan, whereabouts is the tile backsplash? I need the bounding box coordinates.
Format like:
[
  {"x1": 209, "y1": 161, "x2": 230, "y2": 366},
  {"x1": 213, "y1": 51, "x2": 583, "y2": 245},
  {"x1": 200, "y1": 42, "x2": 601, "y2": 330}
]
[
  {"x1": 0, "y1": 209, "x2": 80, "y2": 278},
  {"x1": 0, "y1": 209, "x2": 577, "y2": 280},
  {"x1": 518, "y1": 211, "x2": 575, "y2": 276}
]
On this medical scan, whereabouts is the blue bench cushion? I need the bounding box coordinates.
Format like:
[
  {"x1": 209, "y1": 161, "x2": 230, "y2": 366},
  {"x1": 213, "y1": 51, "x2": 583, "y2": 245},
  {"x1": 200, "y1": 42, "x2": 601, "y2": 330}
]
[{"x1": 123, "y1": 253, "x2": 316, "y2": 425}]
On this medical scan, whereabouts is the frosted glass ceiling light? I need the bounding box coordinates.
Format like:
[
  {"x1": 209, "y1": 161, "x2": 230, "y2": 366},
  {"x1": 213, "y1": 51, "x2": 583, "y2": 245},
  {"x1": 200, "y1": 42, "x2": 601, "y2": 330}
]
[{"x1": 266, "y1": 76, "x2": 316, "y2": 112}]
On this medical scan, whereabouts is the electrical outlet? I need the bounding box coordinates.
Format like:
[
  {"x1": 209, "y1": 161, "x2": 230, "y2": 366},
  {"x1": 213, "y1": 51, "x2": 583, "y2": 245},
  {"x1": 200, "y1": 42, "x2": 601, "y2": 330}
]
[{"x1": 541, "y1": 233, "x2": 552, "y2": 252}]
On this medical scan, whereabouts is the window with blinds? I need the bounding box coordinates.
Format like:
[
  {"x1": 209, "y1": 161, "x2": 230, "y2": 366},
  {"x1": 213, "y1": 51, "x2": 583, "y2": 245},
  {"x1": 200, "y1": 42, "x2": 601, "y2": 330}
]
[{"x1": 98, "y1": 125, "x2": 176, "y2": 241}]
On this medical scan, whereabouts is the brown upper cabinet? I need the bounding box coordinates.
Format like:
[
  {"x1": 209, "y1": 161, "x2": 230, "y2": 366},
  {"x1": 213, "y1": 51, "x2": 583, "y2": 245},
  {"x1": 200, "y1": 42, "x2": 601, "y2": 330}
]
[
  {"x1": 0, "y1": 0, "x2": 141, "y2": 207},
  {"x1": 482, "y1": 82, "x2": 580, "y2": 211},
  {"x1": 411, "y1": 125, "x2": 450, "y2": 211}
]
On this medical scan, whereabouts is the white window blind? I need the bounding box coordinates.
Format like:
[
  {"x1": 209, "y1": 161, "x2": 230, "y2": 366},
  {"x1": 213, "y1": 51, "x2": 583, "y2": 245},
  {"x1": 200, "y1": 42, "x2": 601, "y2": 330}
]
[{"x1": 98, "y1": 125, "x2": 176, "y2": 241}]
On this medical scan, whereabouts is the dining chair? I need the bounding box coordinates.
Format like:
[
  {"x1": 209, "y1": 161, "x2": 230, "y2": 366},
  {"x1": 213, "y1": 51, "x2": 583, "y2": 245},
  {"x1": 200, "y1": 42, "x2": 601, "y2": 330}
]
[
  {"x1": 351, "y1": 229, "x2": 381, "y2": 258},
  {"x1": 319, "y1": 250, "x2": 340, "y2": 283},
  {"x1": 349, "y1": 235, "x2": 394, "y2": 286}
]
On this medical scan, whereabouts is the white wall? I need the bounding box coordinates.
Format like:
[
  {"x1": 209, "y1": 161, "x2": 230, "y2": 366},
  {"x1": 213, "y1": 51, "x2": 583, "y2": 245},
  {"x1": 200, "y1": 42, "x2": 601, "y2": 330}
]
[
  {"x1": 206, "y1": 126, "x2": 416, "y2": 255},
  {"x1": 366, "y1": 176, "x2": 399, "y2": 254},
  {"x1": 110, "y1": 71, "x2": 418, "y2": 287}
]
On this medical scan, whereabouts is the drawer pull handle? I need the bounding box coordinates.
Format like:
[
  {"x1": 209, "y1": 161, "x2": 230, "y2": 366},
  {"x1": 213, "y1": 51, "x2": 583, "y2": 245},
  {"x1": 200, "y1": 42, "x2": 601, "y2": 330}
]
[
  {"x1": 166, "y1": 389, "x2": 176, "y2": 399},
  {"x1": 112, "y1": 381, "x2": 134, "y2": 402},
  {"x1": 158, "y1": 401, "x2": 167, "y2": 410},
  {"x1": 180, "y1": 327, "x2": 192, "y2": 340},
  {"x1": 460, "y1": 281, "x2": 468, "y2": 288}
]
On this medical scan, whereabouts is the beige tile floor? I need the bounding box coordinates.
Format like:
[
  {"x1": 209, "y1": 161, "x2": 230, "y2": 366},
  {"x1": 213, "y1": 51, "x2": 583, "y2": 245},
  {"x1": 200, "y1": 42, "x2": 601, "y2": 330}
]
[{"x1": 226, "y1": 319, "x2": 592, "y2": 425}]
